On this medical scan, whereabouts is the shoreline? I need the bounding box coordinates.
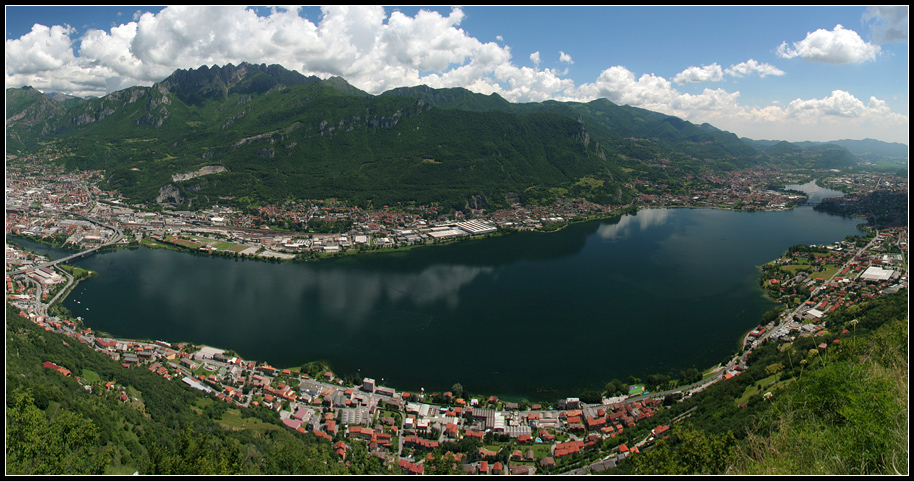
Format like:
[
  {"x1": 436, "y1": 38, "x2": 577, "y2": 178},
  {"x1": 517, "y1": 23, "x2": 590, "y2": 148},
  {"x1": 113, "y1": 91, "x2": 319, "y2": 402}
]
[
  {"x1": 42, "y1": 256, "x2": 796, "y2": 405},
  {"x1": 11, "y1": 188, "x2": 864, "y2": 403}
]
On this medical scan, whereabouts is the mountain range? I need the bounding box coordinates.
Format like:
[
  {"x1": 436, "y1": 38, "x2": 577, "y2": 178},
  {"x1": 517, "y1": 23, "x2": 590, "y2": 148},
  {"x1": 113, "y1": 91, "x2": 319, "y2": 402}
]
[{"x1": 6, "y1": 62, "x2": 904, "y2": 210}]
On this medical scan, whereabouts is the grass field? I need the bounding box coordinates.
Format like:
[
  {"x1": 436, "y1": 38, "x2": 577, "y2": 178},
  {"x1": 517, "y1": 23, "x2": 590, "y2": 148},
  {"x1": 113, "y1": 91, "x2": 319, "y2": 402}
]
[
  {"x1": 526, "y1": 442, "x2": 553, "y2": 460},
  {"x1": 817, "y1": 265, "x2": 841, "y2": 279},
  {"x1": 81, "y1": 369, "x2": 101, "y2": 384},
  {"x1": 779, "y1": 263, "x2": 840, "y2": 280},
  {"x1": 779, "y1": 264, "x2": 812, "y2": 275},
  {"x1": 217, "y1": 409, "x2": 281, "y2": 433},
  {"x1": 213, "y1": 241, "x2": 250, "y2": 252},
  {"x1": 734, "y1": 372, "x2": 798, "y2": 406}
]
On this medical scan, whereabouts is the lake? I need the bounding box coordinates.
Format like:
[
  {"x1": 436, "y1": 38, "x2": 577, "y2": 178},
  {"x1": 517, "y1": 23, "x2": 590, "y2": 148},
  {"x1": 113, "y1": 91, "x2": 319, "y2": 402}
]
[{"x1": 14, "y1": 182, "x2": 861, "y2": 399}]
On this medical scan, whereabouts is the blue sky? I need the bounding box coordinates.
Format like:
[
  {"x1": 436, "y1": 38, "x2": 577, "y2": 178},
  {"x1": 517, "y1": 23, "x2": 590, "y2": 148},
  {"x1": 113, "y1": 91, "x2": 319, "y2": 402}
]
[{"x1": 5, "y1": 5, "x2": 909, "y2": 143}]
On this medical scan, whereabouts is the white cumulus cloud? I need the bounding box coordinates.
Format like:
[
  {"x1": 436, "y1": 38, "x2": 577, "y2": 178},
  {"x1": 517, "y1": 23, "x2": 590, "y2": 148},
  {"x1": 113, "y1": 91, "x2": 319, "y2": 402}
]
[
  {"x1": 3, "y1": 6, "x2": 908, "y2": 143},
  {"x1": 725, "y1": 59, "x2": 785, "y2": 78},
  {"x1": 777, "y1": 24, "x2": 880, "y2": 64},
  {"x1": 674, "y1": 59, "x2": 784, "y2": 85},
  {"x1": 787, "y1": 89, "x2": 866, "y2": 118},
  {"x1": 5, "y1": 23, "x2": 78, "y2": 75},
  {"x1": 673, "y1": 63, "x2": 724, "y2": 84}
]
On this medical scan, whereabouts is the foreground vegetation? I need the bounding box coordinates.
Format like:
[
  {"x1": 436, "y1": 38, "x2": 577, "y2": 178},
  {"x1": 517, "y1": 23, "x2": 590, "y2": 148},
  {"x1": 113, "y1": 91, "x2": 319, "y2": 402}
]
[
  {"x1": 5, "y1": 304, "x2": 386, "y2": 475},
  {"x1": 620, "y1": 290, "x2": 908, "y2": 475}
]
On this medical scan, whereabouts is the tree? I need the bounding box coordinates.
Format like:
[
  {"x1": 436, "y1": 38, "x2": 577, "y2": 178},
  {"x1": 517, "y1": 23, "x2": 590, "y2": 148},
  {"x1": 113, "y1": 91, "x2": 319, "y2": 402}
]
[
  {"x1": 679, "y1": 368, "x2": 702, "y2": 385},
  {"x1": 451, "y1": 382, "x2": 465, "y2": 399},
  {"x1": 604, "y1": 378, "x2": 628, "y2": 396},
  {"x1": 632, "y1": 425, "x2": 736, "y2": 475},
  {"x1": 6, "y1": 389, "x2": 111, "y2": 475},
  {"x1": 578, "y1": 389, "x2": 602, "y2": 404},
  {"x1": 148, "y1": 426, "x2": 246, "y2": 474},
  {"x1": 646, "y1": 374, "x2": 671, "y2": 391}
]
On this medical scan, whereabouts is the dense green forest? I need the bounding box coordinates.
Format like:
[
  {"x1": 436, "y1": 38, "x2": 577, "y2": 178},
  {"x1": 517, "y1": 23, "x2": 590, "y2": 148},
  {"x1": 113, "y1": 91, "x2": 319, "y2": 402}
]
[{"x1": 5, "y1": 304, "x2": 386, "y2": 475}]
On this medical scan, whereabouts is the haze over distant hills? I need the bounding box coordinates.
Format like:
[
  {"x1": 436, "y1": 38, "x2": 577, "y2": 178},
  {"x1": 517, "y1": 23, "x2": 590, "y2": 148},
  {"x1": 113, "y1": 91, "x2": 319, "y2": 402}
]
[
  {"x1": 6, "y1": 62, "x2": 902, "y2": 211},
  {"x1": 741, "y1": 137, "x2": 908, "y2": 165}
]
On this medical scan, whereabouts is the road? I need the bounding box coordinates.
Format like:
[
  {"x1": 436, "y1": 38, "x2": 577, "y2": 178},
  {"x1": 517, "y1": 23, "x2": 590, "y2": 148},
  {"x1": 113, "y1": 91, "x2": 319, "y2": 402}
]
[
  {"x1": 9, "y1": 214, "x2": 124, "y2": 276},
  {"x1": 769, "y1": 228, "x2": 881, "y2": 345},
  {"x1": 31, "y1": 268, "x2": 75, "y2": 318}
]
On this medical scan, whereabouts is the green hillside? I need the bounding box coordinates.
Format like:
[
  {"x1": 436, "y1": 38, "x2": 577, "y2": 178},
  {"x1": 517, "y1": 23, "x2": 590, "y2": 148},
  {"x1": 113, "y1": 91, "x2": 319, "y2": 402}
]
[
  {"x1": 618, "y1": 290, "x2": 908, "y2": 475},
  {"x1": 6, "y1": 62, "x2": 864, "y2": 211},
  {"x1": 5, "y1": 304, "x2": 385, "y2": 475},
  {"x1": 382, "y1": 86, "x2": 762, "y2": 168},
  {"x1": 6, "y1": 86, "x2": 68, "y2": 150},
  {"x1": 7, "y1": 63, "x2": 633, "y2": 210}
]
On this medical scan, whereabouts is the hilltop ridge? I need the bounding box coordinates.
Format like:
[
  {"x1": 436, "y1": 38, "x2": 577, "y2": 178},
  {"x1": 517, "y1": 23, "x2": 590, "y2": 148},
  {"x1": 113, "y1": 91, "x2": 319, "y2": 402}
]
[{"x1": 6, "y1": 62, "x2": 871, "y2": 211}]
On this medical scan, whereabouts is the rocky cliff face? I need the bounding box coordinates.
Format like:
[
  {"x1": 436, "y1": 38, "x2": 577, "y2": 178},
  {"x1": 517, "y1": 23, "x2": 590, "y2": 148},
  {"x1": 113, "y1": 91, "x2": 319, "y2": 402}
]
[
  {"x1": 5, "y1": 87, "x2": 74, "y2": 148},
  {"x1": 159, "y1": 62, "x2": 321, "y2": 105},
  {"x1": 155, "y1": 184, "x2": 186, "y2": 204},
  {"x1": 5, "y1": 87, "x2": 67, "y2": 133},
  {"x1": 465, "y1": 194, "x2": 489, "y2": 211},
  {"x1": 68, "y1": 84, "x2": 173, "y2": 127}
]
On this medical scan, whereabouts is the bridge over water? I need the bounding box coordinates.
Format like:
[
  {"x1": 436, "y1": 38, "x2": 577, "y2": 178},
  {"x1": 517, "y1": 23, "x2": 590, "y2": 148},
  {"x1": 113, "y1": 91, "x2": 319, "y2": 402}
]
[{"x1": 9, "y1": 214, "x2": 123, "y2": 276}]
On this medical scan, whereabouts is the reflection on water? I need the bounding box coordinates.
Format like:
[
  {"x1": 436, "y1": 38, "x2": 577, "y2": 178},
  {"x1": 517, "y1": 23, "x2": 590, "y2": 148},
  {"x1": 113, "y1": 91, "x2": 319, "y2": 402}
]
[
  {"x1": 55, "y1": 204, "x2": 863, "y2": 399},
  {"x1": 597, "y1": 209, "x2": 671, "y2": 240},
  {"x1": 302, "y1": 264, "x2": 494, "y2": 329},
  {"x1": 101, "y1": 249, "x2": 495, "y2": 335},
  {"x1": 785, "y1": 180, "x2": 846, "y2": 205}
]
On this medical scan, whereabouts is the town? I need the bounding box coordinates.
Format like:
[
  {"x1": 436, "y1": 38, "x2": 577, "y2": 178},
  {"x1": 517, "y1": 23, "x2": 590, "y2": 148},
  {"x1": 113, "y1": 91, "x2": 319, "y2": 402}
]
[
  {"x1": 9, "y1": 148, "x2": 898, "y2": 262},
  {"x1": 5, "y1": 151, "x2": 909, "y2": 475}
]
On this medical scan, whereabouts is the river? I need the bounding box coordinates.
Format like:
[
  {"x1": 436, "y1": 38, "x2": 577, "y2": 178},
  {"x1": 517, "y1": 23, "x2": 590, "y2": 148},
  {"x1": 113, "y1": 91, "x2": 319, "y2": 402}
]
[{"x1": 12, "y1": 182, "x2": 860, "y2": 399}]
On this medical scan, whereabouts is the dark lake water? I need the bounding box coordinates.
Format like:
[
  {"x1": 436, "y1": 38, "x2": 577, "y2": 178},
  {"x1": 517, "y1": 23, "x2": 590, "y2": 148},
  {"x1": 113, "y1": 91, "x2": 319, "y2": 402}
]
[{"x1": 12, "y1": 182, "x2": 861, "y2": 400}]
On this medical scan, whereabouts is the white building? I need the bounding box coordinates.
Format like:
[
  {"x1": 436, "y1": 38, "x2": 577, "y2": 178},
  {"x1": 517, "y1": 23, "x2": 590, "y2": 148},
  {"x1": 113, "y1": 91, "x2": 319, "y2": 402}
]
[
  {"x1": 455, "y1": 220, "x2": 496, "y2": 236},
  {"x1": 362, "y1": 377, "x2": 376, "y2": 393},
  {"x1": 426, "y1": 226, "x2": 465, "y2": 240},
  {"x1": 859, "y1": 266, "x2": 895, "y2": 282}
]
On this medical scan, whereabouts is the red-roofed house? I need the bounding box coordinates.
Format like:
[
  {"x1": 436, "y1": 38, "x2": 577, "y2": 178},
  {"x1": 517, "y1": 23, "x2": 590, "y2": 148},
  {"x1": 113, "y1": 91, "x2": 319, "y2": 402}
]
[
  {"x1": 404, "y1": 435, "x2": 438, "y2": 450},
  {"x1": 586, "y1": 416, "x2": 607, "y2": 430},
  {"x1": 42, "y1": 361, "x2": 71, "y2": 377},
  {"x1": 334, "y1": 441, "x2": 347, "y2": 459},
  {"x1": 399, "y1": 459, "x2": 424, "y2": 475}
]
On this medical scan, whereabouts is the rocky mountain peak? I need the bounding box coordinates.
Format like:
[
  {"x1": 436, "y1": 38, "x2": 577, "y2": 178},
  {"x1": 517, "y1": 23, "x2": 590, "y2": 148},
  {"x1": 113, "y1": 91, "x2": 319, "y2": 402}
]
[{"x1": 158, "y1": 62, "x2": 322, "y2": 105}]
